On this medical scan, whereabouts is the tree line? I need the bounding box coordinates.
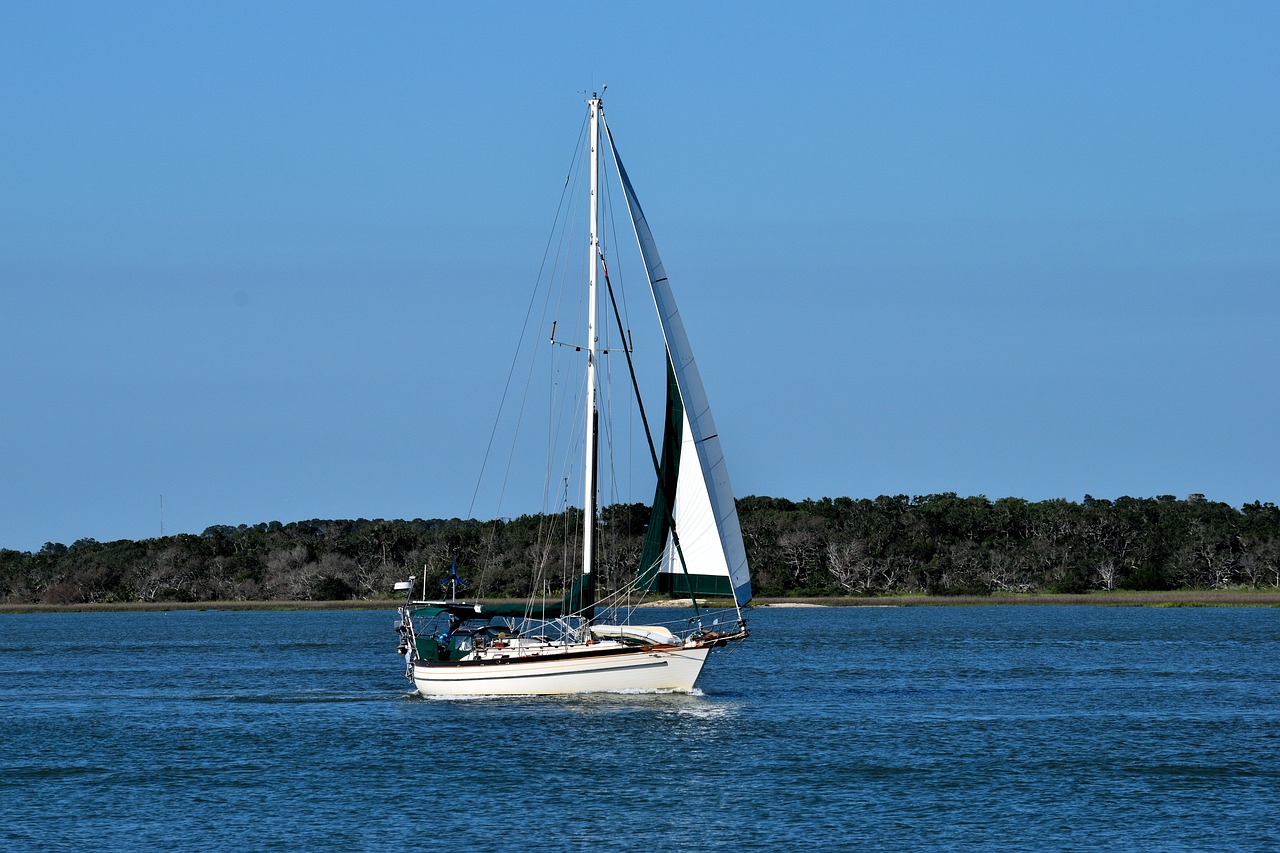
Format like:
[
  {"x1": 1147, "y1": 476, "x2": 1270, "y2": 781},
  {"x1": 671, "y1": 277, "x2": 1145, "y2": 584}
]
[{"x1": 3, "y1": 493, "x2": 1278, "y2": 606}]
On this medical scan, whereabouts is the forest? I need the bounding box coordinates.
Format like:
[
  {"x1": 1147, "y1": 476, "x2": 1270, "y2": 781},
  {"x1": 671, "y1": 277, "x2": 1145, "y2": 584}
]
[{"x1": 3, "y1": 493, "x2": 1279, "y2": 606}]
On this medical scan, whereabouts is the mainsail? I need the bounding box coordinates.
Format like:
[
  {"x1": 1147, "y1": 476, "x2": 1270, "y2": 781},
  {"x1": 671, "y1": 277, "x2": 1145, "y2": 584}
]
[{"x1": 605, "y1": 123, "x2": 753, "y2": 607}]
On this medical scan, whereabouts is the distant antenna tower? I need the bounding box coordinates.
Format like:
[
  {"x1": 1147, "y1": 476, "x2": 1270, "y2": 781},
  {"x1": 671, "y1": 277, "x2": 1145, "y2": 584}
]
[{"x1": 160, "y1": 494, "x2": 165, "y2": 538}]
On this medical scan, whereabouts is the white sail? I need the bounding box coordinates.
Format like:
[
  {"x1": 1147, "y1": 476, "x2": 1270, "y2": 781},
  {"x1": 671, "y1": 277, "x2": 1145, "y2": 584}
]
[{"x1": 605, "y1": 122, "x2": 753, "y2": 607}]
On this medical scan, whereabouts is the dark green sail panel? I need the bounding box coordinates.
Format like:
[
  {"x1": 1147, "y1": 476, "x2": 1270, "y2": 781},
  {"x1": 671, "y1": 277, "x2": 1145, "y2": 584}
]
[
  {"x1": 649, "y1": 572, "x2": 734, "y2": 597},
  {"x1": 637, "y1": 356, "x2": 683, "y2": 593}
]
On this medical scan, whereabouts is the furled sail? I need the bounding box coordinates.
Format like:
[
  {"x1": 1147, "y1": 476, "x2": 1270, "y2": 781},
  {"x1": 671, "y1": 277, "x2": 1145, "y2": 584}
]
[{"x1": 605, "y1": 122, "x2": 753, "y2": 607}]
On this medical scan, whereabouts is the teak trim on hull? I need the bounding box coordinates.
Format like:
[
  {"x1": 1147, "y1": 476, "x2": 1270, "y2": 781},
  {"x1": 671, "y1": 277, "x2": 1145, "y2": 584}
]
[{"x1": 414, "y1": 643, "x2": 683, "y2": 669}]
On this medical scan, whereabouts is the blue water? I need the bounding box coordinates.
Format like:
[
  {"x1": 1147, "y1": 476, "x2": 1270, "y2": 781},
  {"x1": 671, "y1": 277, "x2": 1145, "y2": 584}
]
[{"x1": 1, "y1": 606, "x2": 1277, "y2": 851}]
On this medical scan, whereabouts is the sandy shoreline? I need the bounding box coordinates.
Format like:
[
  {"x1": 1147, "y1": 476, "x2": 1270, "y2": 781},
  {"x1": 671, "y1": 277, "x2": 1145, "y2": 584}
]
[{"x1": 1, "y1": 589, "x2": 1277, "y2": 614}]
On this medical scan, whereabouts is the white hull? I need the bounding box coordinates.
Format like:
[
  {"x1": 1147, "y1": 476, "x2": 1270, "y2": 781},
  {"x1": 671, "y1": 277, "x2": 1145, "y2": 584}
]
[{"x1": 411, "y1": 645, "x2": 711, "y2": 697}]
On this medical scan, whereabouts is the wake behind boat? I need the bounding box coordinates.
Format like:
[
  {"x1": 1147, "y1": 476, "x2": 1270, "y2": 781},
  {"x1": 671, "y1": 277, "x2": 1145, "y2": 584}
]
[{"x1": 393, "y1": 93, "x2": 750, "y2": 696}]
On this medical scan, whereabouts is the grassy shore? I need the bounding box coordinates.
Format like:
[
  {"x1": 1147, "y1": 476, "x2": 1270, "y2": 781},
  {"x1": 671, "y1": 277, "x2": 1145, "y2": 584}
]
[
  {"x1": 2, "y1": 588, "x2": 1278, "y2": 614},
  {"x1": 758, "y1": 589, "x2": 1280, "y2": 607}
]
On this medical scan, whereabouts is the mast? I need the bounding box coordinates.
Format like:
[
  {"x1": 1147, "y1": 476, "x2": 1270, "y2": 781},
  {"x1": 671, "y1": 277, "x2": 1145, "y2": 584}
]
[{"x1": 581, "y1": 93, "x2": 602, "y2": 623}]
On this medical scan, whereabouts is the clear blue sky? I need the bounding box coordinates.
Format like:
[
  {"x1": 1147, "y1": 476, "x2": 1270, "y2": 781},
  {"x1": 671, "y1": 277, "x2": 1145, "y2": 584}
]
[{"x1": 2, "y1": 1, "x2": 1277, "y2": 552}]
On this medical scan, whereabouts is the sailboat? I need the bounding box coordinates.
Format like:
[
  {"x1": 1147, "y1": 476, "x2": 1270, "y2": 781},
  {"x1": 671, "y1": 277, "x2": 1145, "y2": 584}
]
[{"x1": 393, "y1": 93, "x2": 751, "y2": 696}]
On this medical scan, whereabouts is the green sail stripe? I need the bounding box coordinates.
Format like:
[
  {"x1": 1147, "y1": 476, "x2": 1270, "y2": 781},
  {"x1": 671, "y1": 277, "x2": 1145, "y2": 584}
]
[{"x1": 649, "y1": 572, "x2": 734, "y2": 598}]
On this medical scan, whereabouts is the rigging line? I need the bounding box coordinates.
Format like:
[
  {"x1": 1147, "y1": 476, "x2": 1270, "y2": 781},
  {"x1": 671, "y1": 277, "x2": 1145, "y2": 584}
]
[
  {"x1": 600, "y1": 148, "x2": 635, "y2": 338},
  {"x1": 606, "y1": 155, "x2": 637, "y2": 505},
  {"x1": 599, "y1": 190, "x2": 640, "y2": 596},
  {"x1": 550, "y1": 374, "x2": 584, "y2": 521},
  {"x1": 600, "y1": 260, "x2": 701, "y2": 622},
  {"x1": 500, "y1": 130, "x2": 592, "y2": 520},
  {"x1": 529, "y1": 353, "x2": 570, "y2": 584},
  {"x1": 567, "y1": 400, "x2": 592, "y2": 586},
  {"x1": 597, "y1": 320, "x2": 629, "y2": 552},
  {"x1": 542, "y1": 265, "x2": 586, "y2": 518},
  {"x1": 560, "y1": 477, "x2": 572, "y2": 596},
  {"x1": 467, "y1": 115, "x2": 589, "y2": 519},
  {"x1": 540, "y1": 148, "x2": 586, "y2": 513},
  {"x1": 552, "y1": 352, "x2": 588, "y2": 503},
  {"x1": 545, "y1": 188, "x2": 591, "y2": 520},
  {"x1": 541, "y1": 118, "x2": 594, "y2": 523},
  {"x1": 599, "y1": 143, "x2": 637, "y2": 507},
  {"x1": 532, "y1": 346, "x2": 558, "y2": 565}
]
